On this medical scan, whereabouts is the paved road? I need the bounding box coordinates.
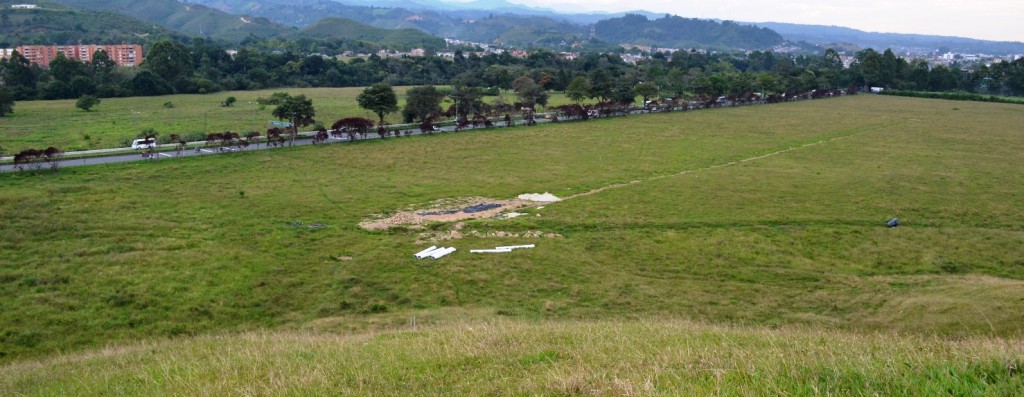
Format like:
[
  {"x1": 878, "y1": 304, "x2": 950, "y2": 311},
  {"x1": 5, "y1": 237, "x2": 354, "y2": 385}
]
[
  {"x1": 0, "y1": 118, "x2": 555, "y2": 173},
  {"x1": 0, "y1": 104, "x2": 696, "y2": 173}
]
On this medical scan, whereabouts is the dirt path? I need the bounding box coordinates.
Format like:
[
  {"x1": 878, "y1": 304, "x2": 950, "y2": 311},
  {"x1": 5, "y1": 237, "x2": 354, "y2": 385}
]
[
  {"x1": 361, "y1": 122, "x2": 897, "y2": 231},
  {"x1": 564, "y1": 122, "x2": 892, "y2": 200}
]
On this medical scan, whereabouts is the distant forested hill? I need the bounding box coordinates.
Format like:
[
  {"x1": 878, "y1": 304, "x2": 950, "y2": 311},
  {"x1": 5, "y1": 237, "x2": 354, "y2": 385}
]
[
  {"x1": 48, "y1": 0, "x2": 289, "y2": 41},
  {"x1": 300, "y1": 18, "x2": 445, "y2": 50},
  {"x1": 752, "y1": 22, "x2": 1024, "y2": 55},
  {"x1": 595, "y1": 14, "x2": 783, "y2": 50},
  {"x1": 0, "y1": 2, "x2": 182, "y2": 45}
]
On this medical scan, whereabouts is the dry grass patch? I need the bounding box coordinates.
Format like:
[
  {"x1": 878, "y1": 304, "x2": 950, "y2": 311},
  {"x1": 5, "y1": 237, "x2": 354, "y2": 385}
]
[{"x1": 1, "y1": 318, "x2": 1021, "y2": 395}]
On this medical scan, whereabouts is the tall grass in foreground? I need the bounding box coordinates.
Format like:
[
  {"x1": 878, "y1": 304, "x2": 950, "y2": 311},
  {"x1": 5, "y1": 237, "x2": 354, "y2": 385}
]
[{"x1": 1, "y1": 318, "x2": 1021, "y2": 395}]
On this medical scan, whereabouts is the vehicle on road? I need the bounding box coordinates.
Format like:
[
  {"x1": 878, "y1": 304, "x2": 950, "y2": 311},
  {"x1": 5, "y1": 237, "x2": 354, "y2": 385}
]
[{"x1": 131, "y1": 138, "x2": 157, "y2": 150}]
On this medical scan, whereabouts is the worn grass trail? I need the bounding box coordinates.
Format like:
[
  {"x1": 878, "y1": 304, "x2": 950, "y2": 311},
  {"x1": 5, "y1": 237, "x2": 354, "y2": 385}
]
[{"x1": 564, "y1": 120, "x2": 901, "y2": 201}]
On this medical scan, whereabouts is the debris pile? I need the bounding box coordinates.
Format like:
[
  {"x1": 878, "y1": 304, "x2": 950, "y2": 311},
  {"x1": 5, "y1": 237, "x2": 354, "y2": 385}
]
[
  {"x1": 463, "y1": 203, "x2": 503, "y2": 213},
  {"x1": 517, "y1": 192, "x2": 561, "y2": 202}
]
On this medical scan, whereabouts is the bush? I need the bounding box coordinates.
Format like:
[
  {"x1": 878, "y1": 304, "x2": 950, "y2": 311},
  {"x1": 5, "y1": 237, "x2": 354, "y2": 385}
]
[{"x1": 75, "y1": 95, "x2": 101, "y2": 112}]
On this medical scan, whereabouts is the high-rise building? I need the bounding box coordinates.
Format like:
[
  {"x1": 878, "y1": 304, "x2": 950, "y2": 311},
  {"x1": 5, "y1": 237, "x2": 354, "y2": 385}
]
[{"x1": 0, "y1": 44, "x2": 144, "y2": 67}]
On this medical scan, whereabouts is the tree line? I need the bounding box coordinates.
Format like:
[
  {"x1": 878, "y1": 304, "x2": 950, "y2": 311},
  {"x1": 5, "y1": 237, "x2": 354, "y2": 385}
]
[{"x1": 2, "y1": 38, "x2": 1024, "y2": 115}]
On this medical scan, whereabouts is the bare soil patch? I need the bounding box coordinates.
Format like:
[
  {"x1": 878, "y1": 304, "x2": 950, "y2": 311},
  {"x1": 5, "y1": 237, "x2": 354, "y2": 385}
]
[{"x1": 359, "y1": 197, "x2": 535, "y2": 231}]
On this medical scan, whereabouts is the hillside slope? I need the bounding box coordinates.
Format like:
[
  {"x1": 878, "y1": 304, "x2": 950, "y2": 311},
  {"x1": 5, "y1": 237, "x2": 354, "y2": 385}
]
[
  {"x1": 753, "y1": 22, "x2": 1024, "y2": 55},
  {"x1": 300, "y1": 17, "x2": 445, "y2": 49},
  {"x1": 0, "y1": 2, "x2": 183, "y2": 45},
  {"x1": 595, "y1": 14, "x2": 783, "y2": 50},
  {"x1": 2, "y1": 95, "x2": 1024, "y2": 363},
  {"x1": 2, "y1": 318, "x2": 1022, "y2": 394},
  {"x1": 49, "y1": 0, "x2": 289, "y2": 41}
]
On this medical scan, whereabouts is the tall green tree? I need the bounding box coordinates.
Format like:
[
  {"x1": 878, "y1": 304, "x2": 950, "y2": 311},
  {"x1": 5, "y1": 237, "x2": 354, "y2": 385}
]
[
  {"x1": 272, "y1": 94, "x2": 316, "y2": 144},
  {"x1": 565, "y1": 76, "x2": 591, "y2": 103},
  {"x1": 448, "y1": 85, "x2": 484, "y2": 118},
  {"x1": 1, "y1": 50, "x2": 37, "y2": 99},
  {"x1": 511, "y1": 76, "x2": 548, "y2": 106},
  {"x1": 819, "y1": 48, "x2": 844, "y2": 72},
  {"x1": 0, "y1": 87, "x2": 14, "y2": 117},
  {"x1": 633, "y1": 82, "x2": 659, "y2": 104},
  {"x1": 357, "y1": 83, "x2": 399, "y2": 125},
  {"x1": 144, "y1": 40, "x2": 194, "y2": 86},
  {"x1": 90, "y1": 50, "x2": 117, "y2": 85},
  {"x1": 401, "y1": 85, "x2": 445, "y2": 123},
  {"x1": 49, "y1": 53, "x2": 86, "y2": 84}
]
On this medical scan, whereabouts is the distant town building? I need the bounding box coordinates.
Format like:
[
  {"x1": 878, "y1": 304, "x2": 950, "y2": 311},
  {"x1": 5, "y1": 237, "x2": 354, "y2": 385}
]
[
  {"x1": 11, "y1": 4, "x2": 38, "y2": 9},
  {"x1": 1, "y1": 44, "x2": 144, "y2": 67}
]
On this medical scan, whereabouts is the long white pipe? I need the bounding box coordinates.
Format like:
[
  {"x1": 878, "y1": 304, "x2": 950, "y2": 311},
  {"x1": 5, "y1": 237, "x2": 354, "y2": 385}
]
[
  {"x1": 495, "y1": 244, "x2": 535, "y2": 250},
  {"x1": 470, "y1": 248, "x2": 513, "y2": 253},
  {"x1": 414, "y1": 246, "x2": 439, "y2": 259},
  {"x1": 430, "y1": 247, "x2": 456, "y2": 259}
]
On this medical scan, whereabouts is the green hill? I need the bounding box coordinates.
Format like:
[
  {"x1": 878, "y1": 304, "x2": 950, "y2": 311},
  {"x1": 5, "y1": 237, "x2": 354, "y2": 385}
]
[
  {"x1": 299, "y1": 17, "x2": 445, "y2": 50},
  {"x1": 595, "y1": 14, "x2": 784, "y2": 50},
  {"x1": 453, "y1": 14, "x2": 589, "y2": 47},
  {"x1": 0, "y1": 1, "x2": 182, "y2": 45},
  {"x1": 48, "y1": 0, "x2": 289, "y2": 41}
]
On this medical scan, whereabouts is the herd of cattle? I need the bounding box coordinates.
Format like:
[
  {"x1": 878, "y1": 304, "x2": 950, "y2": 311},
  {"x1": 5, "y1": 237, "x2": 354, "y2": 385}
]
[
  {"x1": 7, "y1": 87, "x2": 854, "y2": 171},
  {"x1": 10, "y1": 147, "x2": 64, "y2": 171}
]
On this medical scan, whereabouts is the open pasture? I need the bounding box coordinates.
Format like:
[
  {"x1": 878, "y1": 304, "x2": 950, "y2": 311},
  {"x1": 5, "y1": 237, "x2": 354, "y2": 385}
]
[
  {"x1": 0, "y1": 87, "x2": 583, "y2": 153},
  {"x1": 1, "y1": 95, "x2": 1022, "y2": 378}
]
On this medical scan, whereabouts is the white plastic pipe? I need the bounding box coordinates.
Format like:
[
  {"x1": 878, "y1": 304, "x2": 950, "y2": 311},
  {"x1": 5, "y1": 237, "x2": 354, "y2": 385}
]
[
  {"x1": 470, "y1": 248, "x2": 513, "y2": 253},
  {"x1": 495, "y1": 244, "x2": 535, "y2": 250},
  {"x1": 414, "y1": 246, "x2": 439, "y2": 259},
  {"x1": 430, "y1": 247, "x2": 456, "y2": 259}
]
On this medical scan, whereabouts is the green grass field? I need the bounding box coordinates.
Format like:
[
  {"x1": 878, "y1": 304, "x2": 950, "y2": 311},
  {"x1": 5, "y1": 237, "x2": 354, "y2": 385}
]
[
  {"x1": 1, "y1": 95, "x2": 1023, "y2": 393},
  {"x1": 0, "y1": 87, "x2": 585, "y2": 153}
]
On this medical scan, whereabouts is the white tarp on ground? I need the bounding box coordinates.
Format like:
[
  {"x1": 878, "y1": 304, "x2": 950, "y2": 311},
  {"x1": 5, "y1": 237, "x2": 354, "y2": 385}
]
[{"x1": 517, "y1": 192, "x2": 561, "y2": 202}]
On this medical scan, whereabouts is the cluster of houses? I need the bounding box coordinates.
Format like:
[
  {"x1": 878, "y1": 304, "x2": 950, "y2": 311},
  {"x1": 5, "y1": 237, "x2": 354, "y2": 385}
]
[{"x1": 930, "y1": 51, "x2": 1023, "y2": 67}]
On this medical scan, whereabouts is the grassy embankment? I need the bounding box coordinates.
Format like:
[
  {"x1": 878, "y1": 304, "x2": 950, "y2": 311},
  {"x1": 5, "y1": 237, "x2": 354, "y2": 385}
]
[
  {"x1": 2, "y1": 318, "x2": 1021, "y2": 395},
  {"x1": 1, "y1": 95, "x2": 1023, "y2": 392},
  {"x1": 0, "y1": 87, "x2": 585, "y2": 153}
]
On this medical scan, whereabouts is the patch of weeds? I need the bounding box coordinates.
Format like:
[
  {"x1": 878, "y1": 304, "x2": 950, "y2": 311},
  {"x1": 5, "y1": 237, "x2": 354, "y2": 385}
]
[
  {"x1": 18, "y1": 274, "x2": 69, "y2": 287},
  {"x1": 935, "y1": 258, "x2": 967, "y2": 274},
  {"x1": 363, "y1": 303, "x2": 388, "y2": 314},
  {"x1": 495, "y1": 308, "x2": 517, "y2": 316},
  {"x1": 189, "y1": 305, "x2": 213, "y2": 318},
  {"x1": 105, "y1": 289, "x2": 136, "y2": 308},
  {"x1": 11, "y1": 331, "x2": 42, "y2": 348},
  {"x1": 518, "y1": 350, "x2": 560, "y2": 366},
  {"x1": 162, "y1": 324, "x2": 190, "y2": 337}
]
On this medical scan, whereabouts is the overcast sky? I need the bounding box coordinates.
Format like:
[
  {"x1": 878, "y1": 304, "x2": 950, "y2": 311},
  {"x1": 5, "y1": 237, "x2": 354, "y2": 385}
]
[{"x1": 506, "y1": 0, "x2": 1023, "y2": 42}]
